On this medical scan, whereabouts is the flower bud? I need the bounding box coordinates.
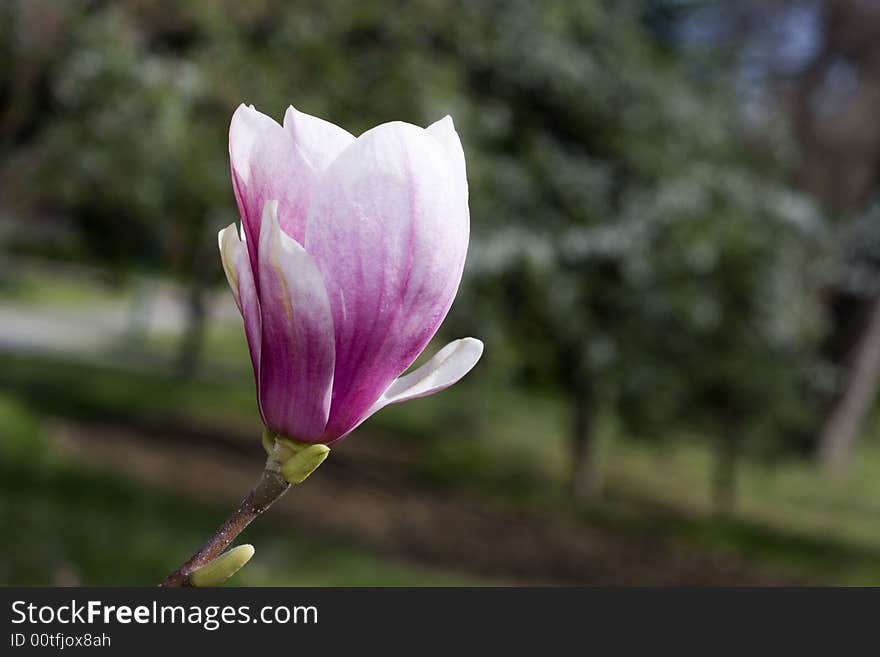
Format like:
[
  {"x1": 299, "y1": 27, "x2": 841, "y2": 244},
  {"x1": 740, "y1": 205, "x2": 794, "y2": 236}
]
[{"x1": 190, "y1": 544, "x2": 255, "y2": 587}]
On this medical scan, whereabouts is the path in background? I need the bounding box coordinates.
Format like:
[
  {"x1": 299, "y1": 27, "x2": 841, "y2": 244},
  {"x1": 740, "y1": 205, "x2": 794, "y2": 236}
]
[
  {"x1": 49, "y1": 416, "x2": 791, "y2": 586},
  {"x1": 0, "y1": 257, "x2": 240, "y2": 360}
]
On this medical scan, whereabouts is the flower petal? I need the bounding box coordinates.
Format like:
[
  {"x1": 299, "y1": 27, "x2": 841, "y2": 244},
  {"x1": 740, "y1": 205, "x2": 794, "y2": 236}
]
[
  {"x1": 230, "y1": 104, "x2": 352, "y2": 267},
  {"x1": 426, "y1": 115, "x2": 468, "y2": 201},
  {"x1": 217, "y1": 223, "x2": 262, "y2": 406},
  {"x1": 283, "y1": 105, "x2": 355, "y2": 173},
  {"x1": 257, "y1": 201, "x2": 336, "y2": 441},
  {"x1": 338, "y1": 338, "x2": 483, "y2": 438},
  {"x1": 304, "y1": 121, "x2": 470, "y2": 438},
  {"x1": 218, "y1": 223, "x2": 242, "y2": 309}
]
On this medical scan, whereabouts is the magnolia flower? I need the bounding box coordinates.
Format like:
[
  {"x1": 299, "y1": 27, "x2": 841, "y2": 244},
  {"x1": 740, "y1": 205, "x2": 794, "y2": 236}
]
[{"x1": 218, "y1": 105, "x2": 483, "y2": 445}]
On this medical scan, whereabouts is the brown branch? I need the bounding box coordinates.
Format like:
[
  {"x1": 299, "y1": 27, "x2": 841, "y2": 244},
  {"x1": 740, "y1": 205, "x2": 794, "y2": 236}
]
[{"x1": 159, "y1": 458, "x2": 290, "y2": 587}]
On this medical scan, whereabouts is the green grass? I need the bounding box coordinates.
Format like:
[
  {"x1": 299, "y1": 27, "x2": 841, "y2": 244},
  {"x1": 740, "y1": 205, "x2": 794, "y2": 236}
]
[
  {"x1": 0, "y1": 266, "x2": 124, "y2": 308},
  {"x1": 584, "y1": 437, "x2": 880, "y2": 584},
  {"x1": 0, "y1": 350, "x2": 260, "y2": 426},
  {"x1": 372, "y1": 370, "x2": 571, "y2": 506},
  {"x1": 132, "y1": 324, "x2": 252, "y2": 370},
  {"x1": 0, "y1": 393, "x2": 486, "y2": 586},
  {"x1": 3, "y1": 349, "x2": 880, "y2": 584},
  {"x1": 373, "y1": 378, "x2": 880, "y2": 584},
  {"x1": 0, "y1": 463, "x2": 485, "y2": 586}
]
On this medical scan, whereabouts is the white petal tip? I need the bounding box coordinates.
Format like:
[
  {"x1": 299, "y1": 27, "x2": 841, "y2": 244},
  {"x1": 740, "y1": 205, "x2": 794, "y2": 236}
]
[
  {"x1": 218, "y1": 222, "x2": 239, "y2": 247},
  {"x1": 374, "y1": 337, "x2": 485, "y2": 410},
  {"x1": 459, "y1": 336, "x2": 484, "y2": 357},
  {"x1": 283, "y1": 105, "x2": 301, "y2": 124},
  {"x1": 218, "y1": 223, "x2": 243, "y2": 305}
]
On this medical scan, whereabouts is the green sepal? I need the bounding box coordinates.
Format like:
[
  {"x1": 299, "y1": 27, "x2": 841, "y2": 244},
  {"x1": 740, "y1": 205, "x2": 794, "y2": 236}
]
[
  {"x1": 190, "y1": 544, "x2": 255, "y2": 587},
  {"x1": 280, "y1": 444, "x2": 330, "y2": 484}
]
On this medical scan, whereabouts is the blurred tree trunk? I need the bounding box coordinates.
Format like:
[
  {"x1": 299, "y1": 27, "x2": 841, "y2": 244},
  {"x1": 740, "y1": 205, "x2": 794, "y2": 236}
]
[
  {"x1": 177, "y1": 234, "x2": 211, "y2": 379},
  {"x1": 126, "y1": 277, "x2": 154, "y2": 344},
  {"x1": 570, "y1": 380, "x2": 601, "y2": 504},
  {"x1": 177, "y1": 278, "x2": 207, "y2": 378},
  {"x1": 712, "y1": 425, "x2": 740, "y2": 517},
  {"x1": 817, "y1": 295, "x2": 880, "y2": 472}
]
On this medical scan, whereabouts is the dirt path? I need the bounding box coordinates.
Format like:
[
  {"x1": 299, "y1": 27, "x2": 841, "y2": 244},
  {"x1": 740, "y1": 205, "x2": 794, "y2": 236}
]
[
  {"x1": 0, "y1": 267, "x2": 239, "y2": 358},
  {"x1": 48, "y1": 417, "x2": 791, "y2": 585}
]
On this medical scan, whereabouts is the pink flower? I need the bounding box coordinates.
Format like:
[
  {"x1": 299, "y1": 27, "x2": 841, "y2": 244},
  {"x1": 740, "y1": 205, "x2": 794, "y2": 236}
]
[{"x1": 219, "y1": 104, "x2": 483, "y2": 444}]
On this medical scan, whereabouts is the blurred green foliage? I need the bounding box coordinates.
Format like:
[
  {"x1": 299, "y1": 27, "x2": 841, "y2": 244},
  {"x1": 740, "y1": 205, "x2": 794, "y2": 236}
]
[{"x1": 0, "y1": 0, "x2": 830, "y2": 479}]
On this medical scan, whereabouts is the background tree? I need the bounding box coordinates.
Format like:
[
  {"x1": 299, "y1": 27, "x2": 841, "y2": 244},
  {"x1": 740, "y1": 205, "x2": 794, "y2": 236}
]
[
  {"x1": 445, "y1": 0, "x2": 826, "y2": 505},
  {"x1": 699, "y1": 0, "x2": 880, "y2": 471},
  {"x1": 0, "y1": 0, "x2": 838, "y2": 509}
]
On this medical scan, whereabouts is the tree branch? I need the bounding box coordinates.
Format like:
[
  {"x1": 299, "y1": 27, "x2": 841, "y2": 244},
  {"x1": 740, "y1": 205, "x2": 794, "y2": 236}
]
[{"x1": 159, "y1": 456, "x2": 290, "y2": 587}]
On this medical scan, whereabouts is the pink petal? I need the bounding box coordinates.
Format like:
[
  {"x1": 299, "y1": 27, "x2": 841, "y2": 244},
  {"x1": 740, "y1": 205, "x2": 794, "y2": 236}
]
[
  {"x1": 283, "y1": 106, "x2": 355, "y2": 173},
  {"x1": 426, "y1": 115, "x2": 468, "y2": 206},
  {"x1": 256, "y1": 201, "x2": 336, "y2": 441},
  {"x1": 335, "y1": 338, "x2": 484, "y2": 441},
  {"x1": 229, "y1": 104, "x2": 354, "y2": 279},
  {"x1": 304, "y1": 121, "x2": 470, "y2": 438},
  {"x1": 426, "y1": 116, "x2": 470, "y2": 254}
]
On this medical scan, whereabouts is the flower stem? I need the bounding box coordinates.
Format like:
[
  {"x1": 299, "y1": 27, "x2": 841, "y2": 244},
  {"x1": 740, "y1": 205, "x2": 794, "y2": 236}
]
[{"x1": 159, "y1": 451, "x2": 290, "y2": 587}]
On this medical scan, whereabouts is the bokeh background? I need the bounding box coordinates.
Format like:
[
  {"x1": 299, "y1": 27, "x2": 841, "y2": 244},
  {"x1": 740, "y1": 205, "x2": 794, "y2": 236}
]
[{"x1": 2, "y1": 0, "x2": 880, "y2": 586}]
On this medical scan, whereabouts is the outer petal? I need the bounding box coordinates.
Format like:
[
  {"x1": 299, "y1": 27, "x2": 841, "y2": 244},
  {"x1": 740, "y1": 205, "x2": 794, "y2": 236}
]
[
  {"x1": 229, "y1": 105, "x2": 353, "y2": 273},
  {"x1": 283, "y1": 106, "x2": 355, "y2": 173},
  {"x1": 336, "y1": 338, "x2": 484, "y2": 440},
  {"x1": 257, "y1": 201, "x2": 336, "y2": 441},
  {"x1": 426, "y1": 115, "x2": 468, "y2": 205},
  {"x1": 218, "y1": 223, "x2": 242, "y2": 310},
  {"x1": 305, "y1": 121, "x2": 470, "y2": 438},
  {"x1": 217, "y1": 223, "x2": 262, "y2": 406}
]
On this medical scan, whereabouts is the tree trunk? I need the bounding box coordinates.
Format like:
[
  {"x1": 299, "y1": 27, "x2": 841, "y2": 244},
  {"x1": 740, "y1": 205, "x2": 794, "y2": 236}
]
[
  {"x1": 712, "y1": 426, "x2": 740, "y2": 517},
  {"x1": 570, "y1": 382, "x2": 601, "y2": 505},
  {"x1": 817, "y1": 294, "x2": 880, "y2": 472},
  {"x1": 177, "y1": 278, "x2": 207, "y2": 379},
  {"x1": 176, "y1": 226, "x2": 214, "y2": 379},
  {"x1": 127, "y1": 278, "x2": 154, "y2": 344}
]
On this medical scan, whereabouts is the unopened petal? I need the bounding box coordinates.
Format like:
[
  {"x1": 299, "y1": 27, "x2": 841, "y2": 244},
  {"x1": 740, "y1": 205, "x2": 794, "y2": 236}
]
[
  {"x1": 256, "y1": 201, "x2": 335, "y2": 441},
  {"x1": 304, "y1": 121, "x2": 469, "y2": 438},
  {"x1": 427, "y1": 115, "x2": 470, "y2": 247},
  {"x1": 218, "y1": 223, "x2": 242, "y2": 309},
  {"x1": 230, "y1": 104, "x2": 321, "y2": 267},
  {"x1": 283, "y1": 106, "x2": 355, "y2": 173},
  {"x1": 426, "y1": 115, "x2": 468, "y2": 197},
  {"x1": 217, "y1": 223, "x2": 262, "y2": 407}
]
